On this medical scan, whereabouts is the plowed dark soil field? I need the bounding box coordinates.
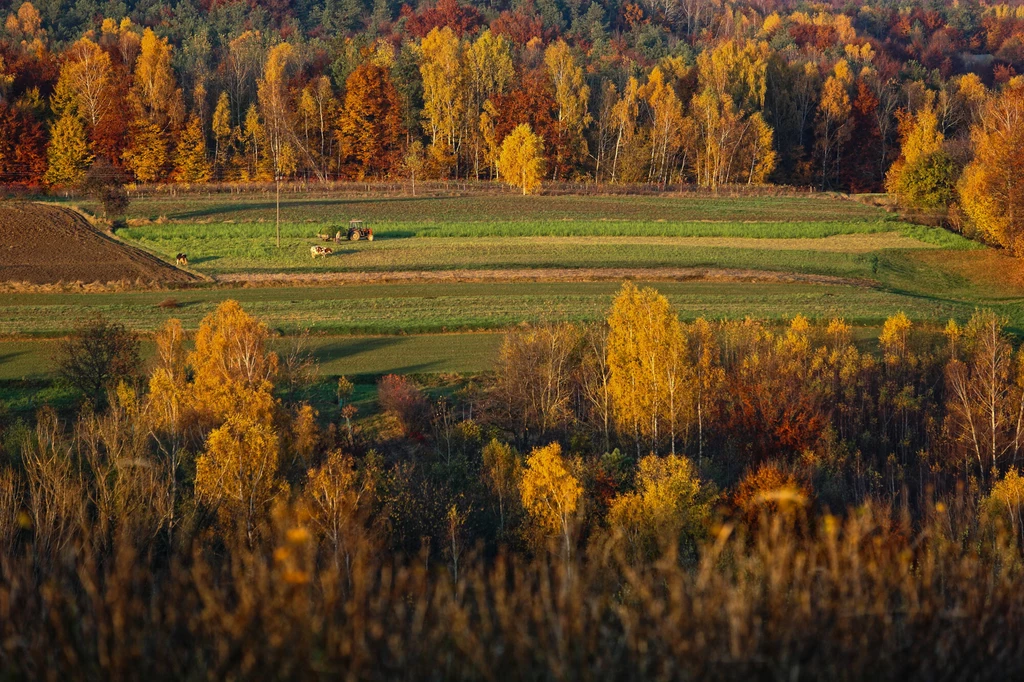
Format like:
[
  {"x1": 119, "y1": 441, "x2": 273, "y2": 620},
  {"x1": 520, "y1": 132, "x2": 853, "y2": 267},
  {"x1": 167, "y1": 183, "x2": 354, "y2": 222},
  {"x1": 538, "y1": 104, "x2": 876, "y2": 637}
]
[{"x1": 0, "y1": 202, "x2": 195, "y2": 285}]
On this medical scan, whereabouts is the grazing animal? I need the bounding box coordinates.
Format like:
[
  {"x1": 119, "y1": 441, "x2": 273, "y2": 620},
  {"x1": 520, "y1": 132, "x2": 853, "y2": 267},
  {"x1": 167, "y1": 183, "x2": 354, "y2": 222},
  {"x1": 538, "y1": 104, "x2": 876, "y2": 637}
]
[
  {"x1": 175, "y1": 253, "x2": 188, "y2": 267},
  {"x1": 310, "y1": 245, "x2": 333, "y2": 259}
]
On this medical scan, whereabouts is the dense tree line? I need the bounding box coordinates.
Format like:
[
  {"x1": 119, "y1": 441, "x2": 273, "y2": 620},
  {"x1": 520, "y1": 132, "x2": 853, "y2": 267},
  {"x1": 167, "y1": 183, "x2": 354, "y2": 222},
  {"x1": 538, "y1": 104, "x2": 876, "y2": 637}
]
[{"x1": 3, "y1": 0, "x2": 1024, "y2": 208}]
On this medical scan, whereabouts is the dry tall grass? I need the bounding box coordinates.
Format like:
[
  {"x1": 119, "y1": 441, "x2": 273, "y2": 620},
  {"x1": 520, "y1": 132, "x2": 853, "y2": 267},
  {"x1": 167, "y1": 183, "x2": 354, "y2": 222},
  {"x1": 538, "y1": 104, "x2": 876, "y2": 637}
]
[{"x1": 2, "y1": 470, "x2": 1023, "y2": 680}]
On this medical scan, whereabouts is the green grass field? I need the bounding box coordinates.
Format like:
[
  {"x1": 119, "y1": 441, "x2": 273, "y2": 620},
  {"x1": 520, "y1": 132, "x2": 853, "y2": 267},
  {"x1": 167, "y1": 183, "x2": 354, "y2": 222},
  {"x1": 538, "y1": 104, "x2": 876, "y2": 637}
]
[
  {"x1": 0, "y1": 333, "x2": 504, "y2": 381},
  {"x1": 7, "y1": 191, "x2": 1020, "y2": 383},
  {"x1": 0, "y1": 279, "x2": 1017, "y2": 337},
  {"x1": 119, "y1": 232, "x2": 923, "y2": 276},
  {"x1": 112, "y1": 193, "x2": 888, "y2": 224},
  {"x1": 113, "y1": 192, "x2": 974, "y2": 279}
]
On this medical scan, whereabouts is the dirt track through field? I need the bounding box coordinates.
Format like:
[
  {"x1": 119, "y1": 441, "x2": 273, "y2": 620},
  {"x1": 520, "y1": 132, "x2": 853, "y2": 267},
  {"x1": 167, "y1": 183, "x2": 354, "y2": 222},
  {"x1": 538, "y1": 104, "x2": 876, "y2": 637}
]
[
  {"x1": 216, "y1": 267, "x2": 872, "y2": 288},
  {"x1": 0, "y1": 202, "x2": 196, "y2": 285}
]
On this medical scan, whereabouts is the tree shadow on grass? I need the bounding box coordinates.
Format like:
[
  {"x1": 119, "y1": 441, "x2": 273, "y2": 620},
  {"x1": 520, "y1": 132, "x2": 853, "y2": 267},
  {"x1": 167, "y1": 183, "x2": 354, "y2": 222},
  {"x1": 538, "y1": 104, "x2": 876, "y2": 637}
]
[
  {"x1": 157, "y1": 299, "x2": 204, "y2": 310},
  {"x1": 311, "y1": 337, "x2": 443, "y2": 375},
  {"x1": 367, "y1": 230, "x2": 417, "y2": 239},
  {"x1": 0, "y1": 350, "x2": 48, "y2": 379},
  {"x1": 0, "y1": 351, "x2": 27, "y2": 365}
]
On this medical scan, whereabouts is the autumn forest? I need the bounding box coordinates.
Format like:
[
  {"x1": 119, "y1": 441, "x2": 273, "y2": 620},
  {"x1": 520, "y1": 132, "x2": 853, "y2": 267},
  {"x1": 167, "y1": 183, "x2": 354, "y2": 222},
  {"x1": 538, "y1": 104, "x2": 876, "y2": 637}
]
[{"x1": 0, "y1": 0, "x2": 1021, "y2": 244}]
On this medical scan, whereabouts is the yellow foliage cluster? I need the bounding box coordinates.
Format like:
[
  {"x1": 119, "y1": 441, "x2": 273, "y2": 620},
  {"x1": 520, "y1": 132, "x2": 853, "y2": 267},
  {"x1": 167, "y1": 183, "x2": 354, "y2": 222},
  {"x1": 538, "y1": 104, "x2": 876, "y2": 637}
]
[
  {"x1": 497, "y1": 123, "x2": 545, "y2": 195},
  {"x1": 544, "y1": 39, "x2": 591, "y2": 170},
  {"x1": 519, "y1": 442, "x2": 582, "y2": 555},
  {"x1": 305, "y1": 449, "x2": 377, "y2": 575},
  {"x1": 187, "y1": 299, "x2": 279, "y2": 424},
  {"x1": 607, "y1": 283, "x2": 723, "y2": 455},
  {"x1": 195, "y1": 409, "x2": 282, "y2": 540},
  {"x1": 418, "y1": 27, "x2": 518, "y2": 179},
  {"x1": 879, "y1": 312, "x2": 913, "y2": 367},
  {"x1": 123, "y1": 28, "x2": 184, "y2": 182},
  {"x1": 985, "y1": 468, "x2": 1024, "y2": 534},
  {"x1": 788, "y1": 11, "x2": 856, "y2": 43},
  {"x1": 608, "y1": 454, "x2": 714, "y2": 560}
]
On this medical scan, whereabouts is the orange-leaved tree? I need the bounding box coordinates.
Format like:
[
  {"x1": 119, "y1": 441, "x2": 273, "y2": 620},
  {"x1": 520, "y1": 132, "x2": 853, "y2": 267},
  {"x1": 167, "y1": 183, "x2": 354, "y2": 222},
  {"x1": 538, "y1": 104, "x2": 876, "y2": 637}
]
[
  {"x1": 958, "y1": 84, "x2": 1024, "y2": 253},
  {"x1": 195, "y1": 396, "x2": 281, "y2": 543},
  {"x1": 52, "y1": 37, "x2": 116, "y2": 147},
  {"x1": 481, "y1": 438, "x2": 521, "y2": 536},
  {"x1": 816, "y1": 59, "x2": 853, "y2": 189},
  {"x1": 543, "y1": 39, "x2": 591, "y2": 178},
  {"x1": 337, "y1": 62, "x2": 404, "y2": 179},
  {"x1": 304, "y1": 449, "x2": 378, "y2": 584},
  {"x1": 173, "y1": 114, "x2": 211, "y2": 183},
  {"x1": 44, "y1": 109, "x2": 91, "y2": 186},
  {"x1": 884, "y1": 94, "x2": 956, "y2": 211},
  {"x1": 123, "y1": 28, "x2": 182, "y2": 181},
  {"x1": 188, "y1": 299, "x2": 279, "y2": 425},
  {"x1": 257, "y1": 42, "x2": 298, "y2": 180},
  {"x1": 186, "y1": 301, "x2": 283, "y2": 541},
  {"x1": 419, "y1": 26, "x2": 466, "y2": 177}
]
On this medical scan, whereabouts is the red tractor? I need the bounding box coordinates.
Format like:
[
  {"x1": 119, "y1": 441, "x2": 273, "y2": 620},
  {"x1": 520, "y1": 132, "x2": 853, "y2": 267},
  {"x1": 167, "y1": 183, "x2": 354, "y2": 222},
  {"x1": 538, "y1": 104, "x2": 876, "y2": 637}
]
[{"x1": 345, "y1": 219, "x2": 373, "y2": 241}]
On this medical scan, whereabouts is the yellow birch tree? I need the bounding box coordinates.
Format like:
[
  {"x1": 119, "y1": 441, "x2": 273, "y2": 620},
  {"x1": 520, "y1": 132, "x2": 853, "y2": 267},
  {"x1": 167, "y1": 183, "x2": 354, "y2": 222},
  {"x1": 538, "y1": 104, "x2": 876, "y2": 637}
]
[
  {"x1": 519, "y1": 442, "x2": 582, "y2": 561},
  {"x1": 497, "y1": 123, "x2": 545, "y2": 194}
]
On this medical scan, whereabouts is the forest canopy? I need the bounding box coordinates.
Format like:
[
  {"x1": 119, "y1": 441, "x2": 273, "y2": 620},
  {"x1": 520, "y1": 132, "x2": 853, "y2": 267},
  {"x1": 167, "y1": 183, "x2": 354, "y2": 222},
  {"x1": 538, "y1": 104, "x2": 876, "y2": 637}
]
[
  {"x1": 4, "y1": 0, "x2": 1024, "y2": 244},
  {"x1": 0, "y1": 1, "x2": 1016, "y2": 185}
]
